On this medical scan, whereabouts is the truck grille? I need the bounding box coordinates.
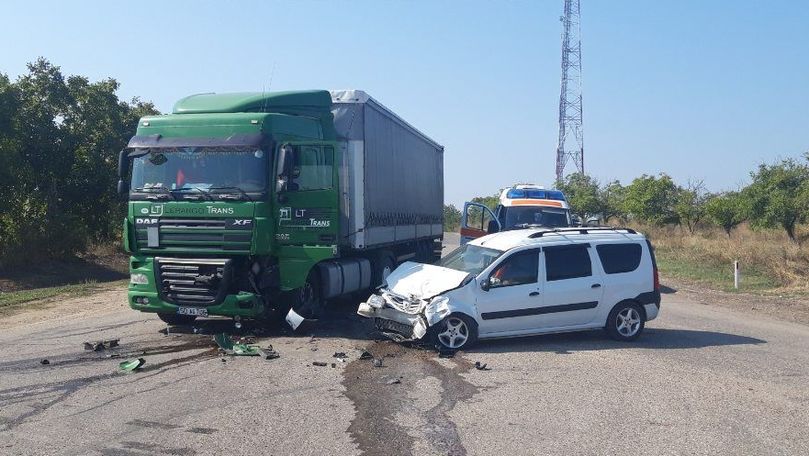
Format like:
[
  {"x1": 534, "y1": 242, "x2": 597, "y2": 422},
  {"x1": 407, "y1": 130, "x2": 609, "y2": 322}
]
[
  {"x1": 135, "y1": 218, "x2": 253, "y2": 254},
  {"x1": 155, "y1": 258, "x2": 232, "y2": 307}
]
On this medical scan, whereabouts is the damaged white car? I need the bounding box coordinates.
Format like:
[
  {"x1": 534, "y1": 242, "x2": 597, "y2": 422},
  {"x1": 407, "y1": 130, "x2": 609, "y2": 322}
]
[{"x1": 358, "y1": 227, "x2": 661, "y2": 350}]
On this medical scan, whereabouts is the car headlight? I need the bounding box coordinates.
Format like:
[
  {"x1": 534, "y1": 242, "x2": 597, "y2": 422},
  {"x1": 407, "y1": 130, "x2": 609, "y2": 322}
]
[
  {"x1": 367, "y1": 294, "x2": 385, "y2": 309},
  {"x1": 130, "y1": 273, "x2": 149, "y2": 285}
]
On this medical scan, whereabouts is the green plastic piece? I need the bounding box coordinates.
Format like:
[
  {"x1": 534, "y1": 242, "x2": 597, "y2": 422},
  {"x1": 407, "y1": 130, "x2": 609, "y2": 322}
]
[
  {"x1": 231, "y1": 344, "x2": 260, "y2": 356},
  {"x1": 119, "y1": 358, "x2": 145, "y2": 371},
  {"x1": 213, "y1": 333, "x2": 234, "y2": 351}
]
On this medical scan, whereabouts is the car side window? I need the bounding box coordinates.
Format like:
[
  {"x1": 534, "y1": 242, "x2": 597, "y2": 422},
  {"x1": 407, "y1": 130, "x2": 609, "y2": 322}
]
[
  {"x1": 489, "y1": 250, "x2": 539, "y2": 288},
  {"x1": 544, "y1": 244, "x2": 592, "y2": 281},
  {"x1": 596, "y1": 243, "x2": 642, "y2": 274}
]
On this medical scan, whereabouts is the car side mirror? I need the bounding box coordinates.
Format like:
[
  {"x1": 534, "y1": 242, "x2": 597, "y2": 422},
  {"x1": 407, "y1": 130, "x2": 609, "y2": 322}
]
[{"x1": 480, "y1": 278, "x2": 491, "y2": 292}]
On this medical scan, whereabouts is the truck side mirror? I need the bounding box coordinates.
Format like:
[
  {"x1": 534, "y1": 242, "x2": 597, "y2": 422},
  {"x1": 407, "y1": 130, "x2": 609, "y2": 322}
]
[
  {"x1": 276, "y1": 144, "x2": 294, "y2": 195},
  {"x1": 117, "y1": 150, "x2": 129, "y2": 196},
  {"x1": 117, "y1": 179, "x2": 129, "y2": 195},
  {"x1": 117, "y1": 150, "x2": 128, "y2": 178},
  {"x1": 487, "y1": 220, "x2": 500, "y2": 234}
]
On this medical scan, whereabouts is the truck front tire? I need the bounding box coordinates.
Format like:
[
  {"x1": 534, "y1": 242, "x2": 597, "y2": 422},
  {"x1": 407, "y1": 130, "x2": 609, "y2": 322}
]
[{"x1": 287, "y1": 270, "x2": 324, "y2": 319}]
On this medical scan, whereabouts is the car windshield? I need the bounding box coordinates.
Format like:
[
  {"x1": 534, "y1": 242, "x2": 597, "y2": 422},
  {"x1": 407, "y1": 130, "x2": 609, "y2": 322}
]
[
  {"x1": 437, "y1": 244, "x2": 504, "y2": 275},
  {"x1": 130, "y1": 146, "x2": 268, "y2": 196},
  {"x1": 503, "y1": 206, "x2": 570, "y2": 229}
]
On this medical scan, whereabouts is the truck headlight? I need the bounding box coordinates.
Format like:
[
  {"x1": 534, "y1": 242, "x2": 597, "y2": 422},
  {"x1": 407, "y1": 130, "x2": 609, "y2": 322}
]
[
  {"x1": 130, "y1": 273, "x2": 149, "y2": 285},
  {"x1": 367, "y1": 294, "x2": 385, "y2": 309}
]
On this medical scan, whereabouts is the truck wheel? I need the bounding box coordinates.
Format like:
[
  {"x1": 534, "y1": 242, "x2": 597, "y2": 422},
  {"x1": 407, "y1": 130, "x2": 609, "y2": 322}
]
[
  {"x1": 373, "y1": 253, "x2": 395, "y2": 287},
  {"x1": 289, "y1": 271, "x2": 323, "y2": 319},
  {"x1": 157, "y1": 313, "x2": 197, "y2": 326}
]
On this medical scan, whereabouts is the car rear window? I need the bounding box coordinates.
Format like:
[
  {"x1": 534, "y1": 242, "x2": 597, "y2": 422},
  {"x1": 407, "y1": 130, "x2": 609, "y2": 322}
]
[
  {"x1": 544, "y1": 244, "x2": 592, "y2": 281},
  {"x1": 596, "y1": 243, "x2": 642, "y2": 274}
]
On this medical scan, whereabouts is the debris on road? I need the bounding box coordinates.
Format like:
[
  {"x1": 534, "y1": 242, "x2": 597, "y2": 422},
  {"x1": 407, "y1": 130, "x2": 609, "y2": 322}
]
[
  {"x1": 83, "y1": 339, "x2": 120, "y2": 351},
  {"x1": 40, "y1": 359, "x2": 50, "y2": 365},
  {"x1": 214, "y1": 333, "x2": 278, "y2": 359},
  {"x1": 438, "y1": 349, "x2": 455, "y2": 359},
  {"x1": 312, "y1": 361, "x2": 328, "y2": 367},
  {"x1": 359, "y1": 351, "x2": 374, "y2": 360},
  {"x1": 333, "y1": 352, "x2": 347, "y2": 359},
  {"x1": 373, "y1": 358, "x2": 384, "y2": 368},
  {"x1": 474, "y1": 362, "x2": 491, "y2": 371},
  {"x1": 258, "y1": 347, "x2": 280, "y2": 360},
  {"x1": 385, "y1": 378, "x2": 401, "y2": 385},
  {"x1": 119, "y1": 358, "x2": 145, "y2": 372}
]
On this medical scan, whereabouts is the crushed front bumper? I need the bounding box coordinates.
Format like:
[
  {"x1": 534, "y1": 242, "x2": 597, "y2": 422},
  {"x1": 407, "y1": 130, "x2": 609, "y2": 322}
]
[{"x1": 357, "y1": 302, "x2": 429, "y2": 341}]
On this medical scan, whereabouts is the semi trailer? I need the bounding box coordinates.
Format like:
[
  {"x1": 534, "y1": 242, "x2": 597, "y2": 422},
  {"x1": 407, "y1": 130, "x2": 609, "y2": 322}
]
[{"x1": 118, "y1": 90, "x2": 444, "y2": 325}]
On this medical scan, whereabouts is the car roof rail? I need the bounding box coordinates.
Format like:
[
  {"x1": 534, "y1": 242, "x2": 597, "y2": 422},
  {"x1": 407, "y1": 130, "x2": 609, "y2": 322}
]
[{"x1": 527, "y1": 227, "x2": 637, "y2": 239}]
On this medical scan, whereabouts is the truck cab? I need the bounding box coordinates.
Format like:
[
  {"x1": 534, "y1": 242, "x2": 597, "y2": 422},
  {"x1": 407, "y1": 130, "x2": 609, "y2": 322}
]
[{"x1": 460, "y1": 185, "x2": 571, "y2": 245}]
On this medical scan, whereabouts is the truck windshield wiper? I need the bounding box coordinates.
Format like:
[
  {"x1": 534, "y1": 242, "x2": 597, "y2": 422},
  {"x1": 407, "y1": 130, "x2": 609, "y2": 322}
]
[
  {"x1": 208, "y1": 186, "x2": 252, "y2": 201},
  {"x1": 171, "y1": 187, "x2": 212, "y2": 200},
  {"x1": 132, "y1": 186, "x2": 176, "y2": 200}
]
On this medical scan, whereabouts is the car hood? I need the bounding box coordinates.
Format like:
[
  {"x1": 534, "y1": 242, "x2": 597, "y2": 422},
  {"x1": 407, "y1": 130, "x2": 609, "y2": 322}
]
[{"x1": 384, "y1": 262, "x2": 470, "y2": 299}]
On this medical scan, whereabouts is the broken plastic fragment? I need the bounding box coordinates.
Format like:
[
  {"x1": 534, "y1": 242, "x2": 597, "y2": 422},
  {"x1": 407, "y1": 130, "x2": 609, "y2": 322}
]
[
  {"x1": 232, "y1": 344, "x2": 261, "y2": 356},
  {"x1": 438, "y1": 350, "x2": 455, "y2": 359},
  {"x1": 119, "y1": 358, "x2": 145, "y2": 372},
  {"x1": 285, "y1": 308, "x2": 305, "y2": 330},
  {"x1": 373, "y1": 359, "x2": 383, "y2": 368},
  {"x1": 359, "y1": 351, "x2": 373, "y2": 360},
  {"x1": 213, "y1": 333, "x2": 234, "y2": 351},
  {"x1": 386, "y1": 378, "x2": 401, "y2": 385},
  {"x1": 258, "y1": 349, "x2": 280, "y2": 360},
  {"x1": 312, "y1": 361, "x2": 327, "y2": 367},
  {"x1": 40, "y1": 359, "x2": 50, "y2": 365},
  {"x1": 474, "y1": 361, "x2": 491, "y2": 371},
  {"x1": 333, "y1": 352, "x2": 347, "y2": 359}
]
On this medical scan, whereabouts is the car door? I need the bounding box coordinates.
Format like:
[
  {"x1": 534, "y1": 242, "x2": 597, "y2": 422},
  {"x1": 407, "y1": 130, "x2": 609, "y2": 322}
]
[
  {"x1": 475, "y1": 249, "x2": 543, "y2": 334},
  {"x1": 460, "y1": 202, "x2": 501, "y2": 245},
  {"x1": 538, "y1": 243, "x2": 604, "y2": 328}
]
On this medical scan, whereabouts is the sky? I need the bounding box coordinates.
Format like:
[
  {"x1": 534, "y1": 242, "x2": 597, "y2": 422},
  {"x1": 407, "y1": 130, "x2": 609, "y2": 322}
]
[{"x1": 2, "y1": 0, "x2": 808, "y2": 207}]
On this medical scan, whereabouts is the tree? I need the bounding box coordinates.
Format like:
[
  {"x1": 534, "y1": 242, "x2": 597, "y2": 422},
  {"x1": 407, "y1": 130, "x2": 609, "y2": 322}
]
[
  {"x1": 556, "y1": 173, "x2": 600, "y2": 220},
  {"x1": 598, "y1": 180, "x2": 626, "y2": 223},
  {"x1": 443, "y1": 204, "x2": 461, "y2": 232},
  {"x1": 621, "y1": 174, "x2": 679, "y2": 226},
  {"x1": 674, "y1": 179, "x2": 709, "y2": 234},
  {"x1": 743, "y1": 157, "x2": 809, "y2": 243},
  {"x1": 0, "y1": 58, "x2": 158, "y2": 265},
  {"x1": 705, "y1": 192, "x2": 746, "y2": 237}
]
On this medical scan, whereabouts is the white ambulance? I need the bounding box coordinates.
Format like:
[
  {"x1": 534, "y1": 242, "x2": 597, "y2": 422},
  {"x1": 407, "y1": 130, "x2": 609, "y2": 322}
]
[{"x1": 460, "y1": 184, "x2": 572, "y2": 245}]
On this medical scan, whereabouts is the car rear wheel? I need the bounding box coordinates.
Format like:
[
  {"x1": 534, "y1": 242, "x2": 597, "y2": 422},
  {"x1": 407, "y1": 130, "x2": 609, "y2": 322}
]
[
  {"x1": 432, "y1": 313, "x2": 478, "y2": 350},
  {"x1": 157, "y1": 313, "x2": 197, "y2": 326},
  {"x1": 606, "y1": 302, "x2": 645, "y2": 341}
]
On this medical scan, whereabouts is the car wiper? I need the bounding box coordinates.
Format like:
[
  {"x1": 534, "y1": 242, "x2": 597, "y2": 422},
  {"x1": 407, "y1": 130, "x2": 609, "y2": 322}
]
[
  {"x1": 132, "y1": 186, "x2": 175, "y2": 200},
  {"x1": 208, "y1": 186, "x2": 253, "y2": 201},
  {"x1": 171, "y1": 187, "x2": 212, "y2": 200}
]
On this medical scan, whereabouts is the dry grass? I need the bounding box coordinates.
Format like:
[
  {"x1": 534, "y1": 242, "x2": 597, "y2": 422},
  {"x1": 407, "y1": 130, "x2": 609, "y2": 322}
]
[{"x1": 639, "y1": 223, "x2": 809, "y2": 294}]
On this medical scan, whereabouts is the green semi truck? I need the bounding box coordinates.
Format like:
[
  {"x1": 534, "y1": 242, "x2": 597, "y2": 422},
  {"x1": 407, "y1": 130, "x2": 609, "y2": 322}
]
[{"x1": 118, "y1": 90, "x2": 444, "y2": 327}]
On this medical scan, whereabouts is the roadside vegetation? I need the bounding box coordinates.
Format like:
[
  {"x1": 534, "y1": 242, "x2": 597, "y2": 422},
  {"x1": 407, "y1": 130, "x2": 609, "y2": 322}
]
[
  {"x1": 0, "y1": 58, "x2": 158, "y2": 269},
  {"x1": 444, "y1": 153, "x2": 809, "y2": 293}
]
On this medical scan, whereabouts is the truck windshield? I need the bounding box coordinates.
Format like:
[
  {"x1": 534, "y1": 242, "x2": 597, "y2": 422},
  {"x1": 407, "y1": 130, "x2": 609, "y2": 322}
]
[
  {"x1": 502, "y1": 206, "x2": 570, "y2": 229},
  {"x1": 130, "y1": 147, "x2": 268, "y2": 197},
  {"x1": 437, "y1": 244, "x2": 504, "y2": 275}
]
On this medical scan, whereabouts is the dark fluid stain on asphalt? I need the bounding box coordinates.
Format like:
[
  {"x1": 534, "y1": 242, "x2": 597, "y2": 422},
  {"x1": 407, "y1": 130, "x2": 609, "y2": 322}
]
[
  {"x1": 102, "y1": 440, "x2": 196, "y2": 456},
  {"x1": 342, "y1": 341, "x2": 479, "y2": 456}
]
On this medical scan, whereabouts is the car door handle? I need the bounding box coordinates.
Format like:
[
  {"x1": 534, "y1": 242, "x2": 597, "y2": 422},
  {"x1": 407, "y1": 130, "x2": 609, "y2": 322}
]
[
  {"x1": 591, "y1": 283, "x2": 601, "y2": 289},
  {"x1": 529, "y1": 292, "x2": 540, "y2": 297}
]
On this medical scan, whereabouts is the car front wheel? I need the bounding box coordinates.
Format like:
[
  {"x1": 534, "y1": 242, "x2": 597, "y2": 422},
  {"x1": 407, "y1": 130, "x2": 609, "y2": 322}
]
[
  {"x1": 606, "y1": 302, "x2": 645, "y2": 341},
  {"x1": 432, "y1": 313, "x2": 478, "y2": 350}
]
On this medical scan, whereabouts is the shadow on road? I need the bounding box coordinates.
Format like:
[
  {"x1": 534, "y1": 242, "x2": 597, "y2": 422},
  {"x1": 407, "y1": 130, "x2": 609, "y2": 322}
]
[{"x1": 473, "y1": 327, "x2": 765, "y2": 354}]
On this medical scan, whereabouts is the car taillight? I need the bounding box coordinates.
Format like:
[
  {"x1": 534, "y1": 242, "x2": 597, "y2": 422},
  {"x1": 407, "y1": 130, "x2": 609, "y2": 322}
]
[{"x1": 653, "y1": 267, "x2": 660, "y2": 291}]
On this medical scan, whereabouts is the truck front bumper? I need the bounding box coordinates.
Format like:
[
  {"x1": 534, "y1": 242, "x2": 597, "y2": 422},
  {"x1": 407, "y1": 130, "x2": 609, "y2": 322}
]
[{"x1": 128, "y1": 289, "x2": 265, "y2": 318}]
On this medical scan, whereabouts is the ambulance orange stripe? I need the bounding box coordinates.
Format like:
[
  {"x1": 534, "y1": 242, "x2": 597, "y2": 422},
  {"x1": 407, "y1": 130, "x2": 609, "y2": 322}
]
[{"x1": 510, "y1": 199, "x2": 564, "y2": 207}]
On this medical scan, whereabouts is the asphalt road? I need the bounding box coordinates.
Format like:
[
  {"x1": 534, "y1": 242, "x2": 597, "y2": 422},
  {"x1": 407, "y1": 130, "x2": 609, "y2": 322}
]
[{"x1": 1, "y1": 234, "x2": 808, "y2": 455}]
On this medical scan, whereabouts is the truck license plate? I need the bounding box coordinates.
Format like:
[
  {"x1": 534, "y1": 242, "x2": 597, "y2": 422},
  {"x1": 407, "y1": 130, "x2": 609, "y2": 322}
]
[{"x1": 177, "y1": 306, "x2": 208, "y2": 317}]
